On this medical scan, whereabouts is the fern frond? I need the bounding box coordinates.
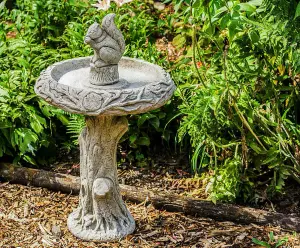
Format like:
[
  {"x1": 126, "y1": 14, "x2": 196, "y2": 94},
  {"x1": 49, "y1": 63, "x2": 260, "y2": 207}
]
[{"x1": 66, "y1": 114, "x2": 85, "y2": 145}]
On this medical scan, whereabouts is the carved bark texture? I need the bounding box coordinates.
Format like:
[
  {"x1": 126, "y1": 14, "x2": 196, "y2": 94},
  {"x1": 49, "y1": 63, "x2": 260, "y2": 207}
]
[{"x1": 68, "y1": 115, "x2": 135, "y2": 241}]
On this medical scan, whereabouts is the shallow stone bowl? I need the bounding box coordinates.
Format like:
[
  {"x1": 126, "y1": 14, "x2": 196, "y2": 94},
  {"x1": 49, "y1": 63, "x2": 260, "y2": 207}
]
[{"x1": 35, "y1": 56, "x2": 175, "y2": 116}]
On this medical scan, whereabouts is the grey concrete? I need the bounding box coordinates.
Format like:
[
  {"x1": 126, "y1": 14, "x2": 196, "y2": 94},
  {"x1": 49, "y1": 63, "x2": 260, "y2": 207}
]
[
  {"x1": 84, "y1": 14, "x2": 125, "y2": 86},
  {"x1": 35, "y1": 57, "x2": 175, "y2": 116},
  {"x1": 35, "y1": 13, "x2": 175, "y2": 242}
]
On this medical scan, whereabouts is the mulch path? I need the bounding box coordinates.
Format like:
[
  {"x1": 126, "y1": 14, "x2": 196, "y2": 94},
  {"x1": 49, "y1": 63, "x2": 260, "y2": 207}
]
[{"x1": 1, "y1": 182, "x2": 299, "y2": 247}]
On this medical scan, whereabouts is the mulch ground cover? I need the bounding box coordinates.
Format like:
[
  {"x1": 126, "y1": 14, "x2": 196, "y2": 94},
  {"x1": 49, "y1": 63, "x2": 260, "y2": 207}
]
[
  {"x1": 1, "y1": 182, "x2": 300, "y2": 247},
  {"x1": 52, "y1": 155, "x2": 300, "y2": 216}
]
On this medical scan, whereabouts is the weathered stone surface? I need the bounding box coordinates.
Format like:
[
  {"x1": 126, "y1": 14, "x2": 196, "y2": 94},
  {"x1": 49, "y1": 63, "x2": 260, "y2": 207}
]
[
  {"x1": 84, "y1": 13, "x2": 125, "y2": 86},
  {"x1": 34, "y1": 13, "x2": 175, "y2": 242},
  {"x1": 67, "y1": 116, "x2": 135, "y2": 241},
  {"x1": 35, "y1": 57, "x2": 175, "y2": 116}
]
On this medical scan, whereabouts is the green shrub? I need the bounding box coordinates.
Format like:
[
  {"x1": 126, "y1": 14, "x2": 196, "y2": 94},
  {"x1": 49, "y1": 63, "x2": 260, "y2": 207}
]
[
  {"x1": 0, "y1": 0, "x2": 180, "y2": 166},
  {"x1": 176, "y1": 0, "x2": 300, "y2": 202},
  {"x1": 0, "y1": 35, "x2": 68, "y2": 164},
  {"x1": 0, "y1": 1, "x2": 88, "y2": 165}
]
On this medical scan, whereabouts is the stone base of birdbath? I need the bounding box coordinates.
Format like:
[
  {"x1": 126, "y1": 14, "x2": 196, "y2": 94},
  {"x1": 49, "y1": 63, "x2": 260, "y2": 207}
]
[{"x1": 67, "y1": 115, "x2": 135, "y2": 241}]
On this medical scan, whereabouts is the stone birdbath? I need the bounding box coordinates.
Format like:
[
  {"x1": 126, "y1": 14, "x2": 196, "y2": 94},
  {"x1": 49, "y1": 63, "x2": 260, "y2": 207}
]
[{"x1": 35, "y1": 13, "x2": 175, "y2": 242}]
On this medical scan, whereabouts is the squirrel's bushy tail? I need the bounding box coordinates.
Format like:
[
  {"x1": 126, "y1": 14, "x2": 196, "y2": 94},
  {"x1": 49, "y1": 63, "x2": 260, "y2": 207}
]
[{"x1": 101, "y1": 13, "x2": 125, "y2": 54}]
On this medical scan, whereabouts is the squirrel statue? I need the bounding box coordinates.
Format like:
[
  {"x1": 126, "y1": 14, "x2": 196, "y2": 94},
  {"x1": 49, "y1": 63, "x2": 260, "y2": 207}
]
[{"x1": 84, "y1": 14, "x2": 125, "y2": 86}]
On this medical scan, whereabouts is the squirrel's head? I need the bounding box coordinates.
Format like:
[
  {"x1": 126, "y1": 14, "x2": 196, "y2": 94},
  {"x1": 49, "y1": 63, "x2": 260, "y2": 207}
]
[{"x1": 84, "y1": 22, "x2": 102, "y2": 44}]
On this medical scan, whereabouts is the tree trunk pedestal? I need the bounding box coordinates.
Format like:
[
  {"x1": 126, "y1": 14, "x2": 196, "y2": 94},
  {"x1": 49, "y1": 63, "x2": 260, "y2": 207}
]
[{"x1": 67, "y1": 115, "x2": 135, "y2": 241}]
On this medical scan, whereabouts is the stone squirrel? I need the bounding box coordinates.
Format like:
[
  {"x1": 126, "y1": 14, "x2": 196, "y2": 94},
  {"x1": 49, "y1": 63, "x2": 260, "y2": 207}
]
[{"x1": 84, "y1": 14, "x2": 125, "y2": 70}]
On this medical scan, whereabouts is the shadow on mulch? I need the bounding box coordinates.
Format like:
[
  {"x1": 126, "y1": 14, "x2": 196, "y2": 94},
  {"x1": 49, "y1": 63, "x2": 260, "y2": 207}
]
[{"x1": 0, "y1": 183, "x2": 299, "y2": 247}]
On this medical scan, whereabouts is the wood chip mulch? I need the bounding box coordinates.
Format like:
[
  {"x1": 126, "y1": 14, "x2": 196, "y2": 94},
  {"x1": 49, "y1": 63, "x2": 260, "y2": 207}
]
[{"x1": 0, "y1": 182, "x2": 299, "y2": 247}]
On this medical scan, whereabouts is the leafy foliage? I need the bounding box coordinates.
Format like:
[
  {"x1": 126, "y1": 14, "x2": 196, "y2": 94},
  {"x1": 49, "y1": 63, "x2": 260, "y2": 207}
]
[
  {"x1": 252, "y1": 231, "x2": 288, "y2": 248},
  {"x1": 0, "y1": 24, "x2": 67, "y2": 164},
  {"x1": 2, "y1": 0, "x2": 300, "y2": 203},
  {"x1": 175, "y1": 0, "x2": 300, "y2": 202},
  {"x1": 0, "y1": 0, "x2": 179, "y2": 165}
]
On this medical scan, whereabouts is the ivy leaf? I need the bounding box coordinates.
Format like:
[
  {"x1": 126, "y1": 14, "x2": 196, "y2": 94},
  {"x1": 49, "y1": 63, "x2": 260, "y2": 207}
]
[
  {"x1": 137, "y1": 113, "x2": 155, "y2": 127},
  {"x1": 158, "y1": 112, "x2": 166, "y2": 119}
]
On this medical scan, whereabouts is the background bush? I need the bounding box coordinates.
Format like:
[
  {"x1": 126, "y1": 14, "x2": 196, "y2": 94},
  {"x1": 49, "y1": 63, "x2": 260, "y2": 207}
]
[
  {"x1": 1, "y1": 0, "x2": 300, "y2": 203},
  {"x1": 175, "y1": 0, "x2": 300, "y2": 203},
  {"x1": 0, "y1": 0, "x2": 179, "y2": 166}
]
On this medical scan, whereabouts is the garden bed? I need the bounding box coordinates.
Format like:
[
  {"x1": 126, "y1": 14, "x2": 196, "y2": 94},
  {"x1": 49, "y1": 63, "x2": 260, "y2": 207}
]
[{"x1": 1, "y1": 182, "x2": 299, "y2": 247}]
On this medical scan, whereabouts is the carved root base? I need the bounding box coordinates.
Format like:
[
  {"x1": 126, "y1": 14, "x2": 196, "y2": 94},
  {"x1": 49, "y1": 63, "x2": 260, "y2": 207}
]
[
  {"x1": 67, "y1": 116, "x2": 135, "y2": 242},
  {"x1": 67, "y1": 210, "x2": 135, "y2": 242}
]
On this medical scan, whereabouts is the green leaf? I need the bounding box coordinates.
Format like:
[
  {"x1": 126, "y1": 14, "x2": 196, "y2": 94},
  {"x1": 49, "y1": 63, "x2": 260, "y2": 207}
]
[
  {"x1": 0, "y1": 0, "x2": 6, "y2": 12},
  {"x1": 228, "y1": 20, "x2": 239, "y2": 41},
  {"x1": 249, "y1": 142, "x2": 264, "y2": 154},
  {"x1": 252, "y1": 238, "x2": 270, "y2": 247},
  {"x1": 149, "y1": 117, "x2": 160, "y2": 130},
  {"x1": 220, "y1": 14, "x2": 231, "y2": 29},
  {"x1": 192, "y1": 0, "x2": 202, "y2": 8},
  {"x1": 248, "y1": 0, "x2": 262, "y2": 6},
  {"x1": 14, "y1": 128, "x2": 38, "y2": 155},
  {"x1": 158, "y1": 112, "x2": 166, "y2": 119},
  {"x1": 162, "y1": 130, "x2": 170, "y2": 142},
  {"x1": 238, "y1": 3, "x2": 256, "y2": 13},
  {"x1": 129, "y1": 134, "x2": 137, "y2": 144},
  {"x1": 136, "y1": 137, "x2": 150, "y2": 146},
  {"x1": 23, "y1": 155, "x2": 37, "y2": 165},
  {"x1": 137, "y1": 114, "x2": 148, "y2": 127},
  {"x1": 248, "y1": 29, "x2": 260, "y2": 44},
  {"x1": 294, "y1": 2, "x2": 300, "y2": 19},
  {"x1": 137, "y1": 113, "x2": 155, "y2": 127},
  {"x1": 17, "y1": 58, "x2": 30, "y2": 69},
  {"x1": 173, "y1": 34, "x2": 186, "y2": 48},
  {"x1": 275, "y1": 238, "x2": 288, "y2": 247},
  {"x1": 0, "y1": 120, "x2": 12, "y2": 129},
  {"x1": 57, "y1": 114, "x2": 69, "y2": 125},
  {"x1": 30, "y1": 120, "x2": 43, "y2": 133}
]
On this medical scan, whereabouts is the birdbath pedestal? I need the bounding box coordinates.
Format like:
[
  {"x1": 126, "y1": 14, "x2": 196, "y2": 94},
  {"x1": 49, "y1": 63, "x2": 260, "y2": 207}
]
[{"x1": 34, "y1": 14, "x2": 175, "y2": 242}]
